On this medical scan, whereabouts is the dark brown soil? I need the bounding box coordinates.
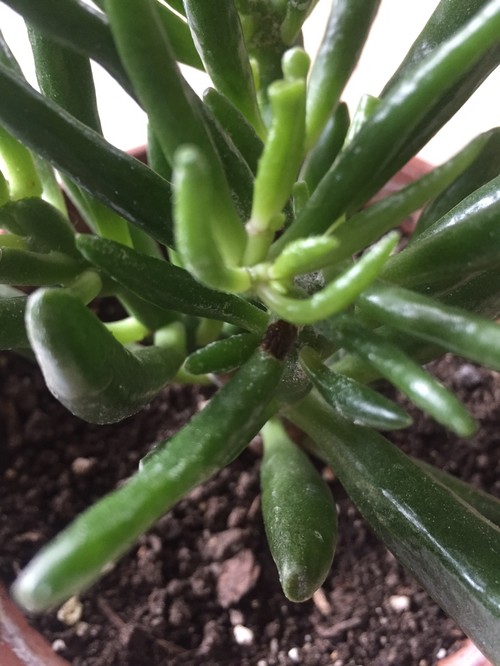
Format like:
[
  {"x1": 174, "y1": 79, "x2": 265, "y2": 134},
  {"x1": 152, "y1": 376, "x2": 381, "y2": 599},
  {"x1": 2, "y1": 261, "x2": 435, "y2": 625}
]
[{"x1": 1, "y1": 351, "x2": 499, "y2": 666}]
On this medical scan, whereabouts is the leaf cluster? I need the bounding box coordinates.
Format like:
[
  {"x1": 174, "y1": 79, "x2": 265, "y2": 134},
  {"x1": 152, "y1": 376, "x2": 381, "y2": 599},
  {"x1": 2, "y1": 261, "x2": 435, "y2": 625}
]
[{"x1": 1, "y1": 1, "x2": 500, "y2": 660}]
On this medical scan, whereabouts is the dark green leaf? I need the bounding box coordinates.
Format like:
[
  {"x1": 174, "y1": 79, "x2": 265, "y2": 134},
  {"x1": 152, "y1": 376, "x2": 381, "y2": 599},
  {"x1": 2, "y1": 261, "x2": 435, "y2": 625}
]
[{"x1": 76, "y1": 235, "x2": 269, "y2": 333}]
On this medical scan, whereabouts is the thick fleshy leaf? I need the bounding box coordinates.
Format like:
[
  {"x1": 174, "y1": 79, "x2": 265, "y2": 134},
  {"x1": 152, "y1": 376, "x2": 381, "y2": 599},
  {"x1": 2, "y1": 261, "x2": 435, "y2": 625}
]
[
  {"x1": 12, "y1": 344, "x2": 285, "y2": 612},
  {"x1": 274, "y1": 2, "x2": 500, "y2": 251},
  {"x1": 26, "y1": 288, "x2": 183, "y2": 423},
  {"x1": 0, "y1": 62, "x2": 173, "y2": 245},
  {"x1": 76, "y1": 235, "x2": 268, "y2": 333},
  {"x1": 290, "y1": 394, "x2": 500, "y2": 664}
]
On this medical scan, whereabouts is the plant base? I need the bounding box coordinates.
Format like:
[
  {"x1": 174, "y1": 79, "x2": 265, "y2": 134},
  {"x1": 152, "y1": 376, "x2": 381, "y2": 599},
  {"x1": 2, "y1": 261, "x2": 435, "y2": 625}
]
[{"x1": 1, "y1": 352, "x2": 498, "y2": 664}]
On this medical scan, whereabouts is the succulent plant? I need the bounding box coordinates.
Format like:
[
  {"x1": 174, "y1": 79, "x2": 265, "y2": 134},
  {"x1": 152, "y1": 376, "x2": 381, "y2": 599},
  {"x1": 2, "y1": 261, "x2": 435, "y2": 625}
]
[{"x1": 1, "y1": 0, "x2": 500, "y2": 661}]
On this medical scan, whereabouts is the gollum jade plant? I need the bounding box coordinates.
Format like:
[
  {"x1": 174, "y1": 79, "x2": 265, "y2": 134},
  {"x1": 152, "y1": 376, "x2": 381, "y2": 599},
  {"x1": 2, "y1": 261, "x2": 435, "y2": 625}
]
[{"x1": 1, "y1": 0, "x2": 500, "y2": 660}]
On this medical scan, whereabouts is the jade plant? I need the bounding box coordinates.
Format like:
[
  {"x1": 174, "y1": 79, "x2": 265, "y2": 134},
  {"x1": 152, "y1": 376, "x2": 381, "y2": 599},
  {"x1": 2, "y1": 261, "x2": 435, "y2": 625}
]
[{"x1": 1, "y1": 0, "x2": 500, "y2": 660}]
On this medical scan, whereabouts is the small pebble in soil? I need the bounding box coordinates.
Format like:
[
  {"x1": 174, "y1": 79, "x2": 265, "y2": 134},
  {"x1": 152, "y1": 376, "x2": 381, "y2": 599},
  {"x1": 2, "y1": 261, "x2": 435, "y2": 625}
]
[
  {"x1": 288, "y1": 646, "x2": 301, "y2": 662},
  {"x1": 229, "y1": 608, "x2": 244, "y2": 625},
  {"x1": 217, "y1": 549, "x2": 260, "y2": 607},
  {"x1": 233, "y1": 623, "x2": 254, "y2": 645},
  {"x1": 476, "y1": 454, "x2": 490, "y2": 469},
  {"x1": 312, "y1": 587, "x2": 331, "y2": 615},
  {"x1": 71, "y1": 456, "x2": 96, "y2": 475},
  {"x1": 436, "y1": 648, "x2": 447, "y2": 659},
  {"x1": 52, "y1": 639, "x2": 67, "y2": 652},
  {"x1": 56, "y1": 596, "x2": 83, "y2": 626},
  {"x1": 388, "y1": 594, "x2": 411, "y2": 612},
  {"x1": 453, "y1": 363, "x2": 483, "y2": 389},
  {"x1": 75, "y1": 622, "x2": 90, "y2": 637}
]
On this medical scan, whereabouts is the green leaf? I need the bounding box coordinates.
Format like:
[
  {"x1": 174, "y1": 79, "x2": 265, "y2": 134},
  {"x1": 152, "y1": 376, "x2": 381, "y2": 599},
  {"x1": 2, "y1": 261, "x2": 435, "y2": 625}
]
[
  {"x1": 299, "y1": 346, "x2": 411, "y2": 430},
  {"x1": 0, "y1": 198, "x2": 77, "y2": 257},
  {"x1": 184, "y1": 333, "x2": 259, "y2": 375},
  {"x1": 0, "y1": 125, "x2": 43, "y2": 200},
  {"x1": 290, "y1": 394, "x2": 500, "y2": 665},
  {"x1": 275, "y1": 2, "x2": 500, "y2": 251},
  {"x1": 76, "y1": 235, "x2": 268, "y2": 333},
  {"x1": 305, "y1": 0, "x2": 381, "y2": 148},
  {"x1": 2, "y1": 0, "x2": 132, "y2": 94},
  {"x1": 28, "y1": 26, "x2": 102, "y2": 132},
  {"x1": 382, "y1": 175, "x2": 500, "y2": 293},
  {"x1": 0, "y1": 62, "x2": 173, "y2": 246},
  {"x1": 0, "y1": 293, "x2": 28, "y2": 349},
  {"x1": 383, "y1": 0, "x2": 497, "y2": 93},
  {"x1": 414, "y1": 459, "x2": 500, "y2": 529},
  {"x1": 260, "y1": 418, "x2": 337, "y2": 602},
  {"x1": 0, "y1": 247, "x2": 83, "y2": 286},
  {"x1": 300, "y1": 102, "x2": 349, "y2": 192},
  {"x1": 325, "y1": 132, "x2": 489, "y2": 265},
  {"x1": 335, "y1": 315, "x2": 476, "y2": 437},
  {"x1": 358, "y1": 283, "x2": 500, "y2": 372},
  {"x1": 414, "y1": 127, "x2": 500, "y2": 238},
  {"x1": 200, "y1": 104, "x2": 255, "y2": 222},
  {"x1": 184, "y1": 0, "x2": 264, "y2": 134},
  {"x1": 249, "y1": 68, "x2": 306, "y2": 233},
  {"x1": 173, "y1": 145, "x2": 251, "y2": 292},
  {"x1": 26, "y1": 288, "x2": 183, "y2": 423},
  {"x1": 280, "y1": 0, "x2": 320, "y2": 45},
  {"x1": 12, "y1": 345, "x2": 284, "y2": 612},
  {"x1": 203, "y1": 88, "x2": 264, "y2": 175},
  {"x1": 270, "y1": 236, "x2": 340, "y2": 280},
  {"x1": 259, "y1": 232, "x2": 398, "y2": 325},
  {"x1": 105, "y1": 0, "x2": 246, "y2": 264}
]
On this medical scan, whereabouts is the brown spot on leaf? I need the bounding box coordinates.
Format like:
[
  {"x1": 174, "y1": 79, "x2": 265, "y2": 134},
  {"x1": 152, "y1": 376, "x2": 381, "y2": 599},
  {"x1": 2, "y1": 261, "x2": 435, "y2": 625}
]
[{"x1": 261, "y1": 320, "x2": 297, "y2": 360}]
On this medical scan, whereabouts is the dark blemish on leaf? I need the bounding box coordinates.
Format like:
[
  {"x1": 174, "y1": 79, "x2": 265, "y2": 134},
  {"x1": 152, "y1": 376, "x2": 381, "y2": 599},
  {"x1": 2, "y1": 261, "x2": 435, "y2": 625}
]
[{"x1": 261, "y1": 320, "x2": 297, "y2": 360}]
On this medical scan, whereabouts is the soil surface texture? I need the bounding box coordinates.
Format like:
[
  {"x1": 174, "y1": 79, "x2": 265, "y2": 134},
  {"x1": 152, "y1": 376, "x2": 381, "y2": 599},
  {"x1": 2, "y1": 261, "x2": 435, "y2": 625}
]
[{"x1": 1, "y1": 351, "x2": 499, "y2": 666}]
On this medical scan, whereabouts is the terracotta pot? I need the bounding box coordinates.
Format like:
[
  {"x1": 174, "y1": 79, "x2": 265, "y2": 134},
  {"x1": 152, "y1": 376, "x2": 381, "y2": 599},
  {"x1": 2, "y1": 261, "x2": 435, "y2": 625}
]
[
  {"x1": 437, "y1": 640, "x2": 493, "y2": 666},
  {"x1": 0, "y1": 584, "x2": 69, "y2": 666}
]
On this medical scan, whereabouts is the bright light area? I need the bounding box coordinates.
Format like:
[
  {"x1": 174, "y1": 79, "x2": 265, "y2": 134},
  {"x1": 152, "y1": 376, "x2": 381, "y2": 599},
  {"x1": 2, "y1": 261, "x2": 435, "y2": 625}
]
[
  {"x1": 0, "y1": 0, "x2": 499, "y2": 164},
  {"x1": 304, "y1": 0, "x2": 500, "y2": 165}
]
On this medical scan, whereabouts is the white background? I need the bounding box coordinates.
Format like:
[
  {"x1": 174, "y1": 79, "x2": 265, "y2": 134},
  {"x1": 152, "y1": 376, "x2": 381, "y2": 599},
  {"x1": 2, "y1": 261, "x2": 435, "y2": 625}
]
[{"x1": 0, "y1": 0, "x2": 499, "y2": 165}]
